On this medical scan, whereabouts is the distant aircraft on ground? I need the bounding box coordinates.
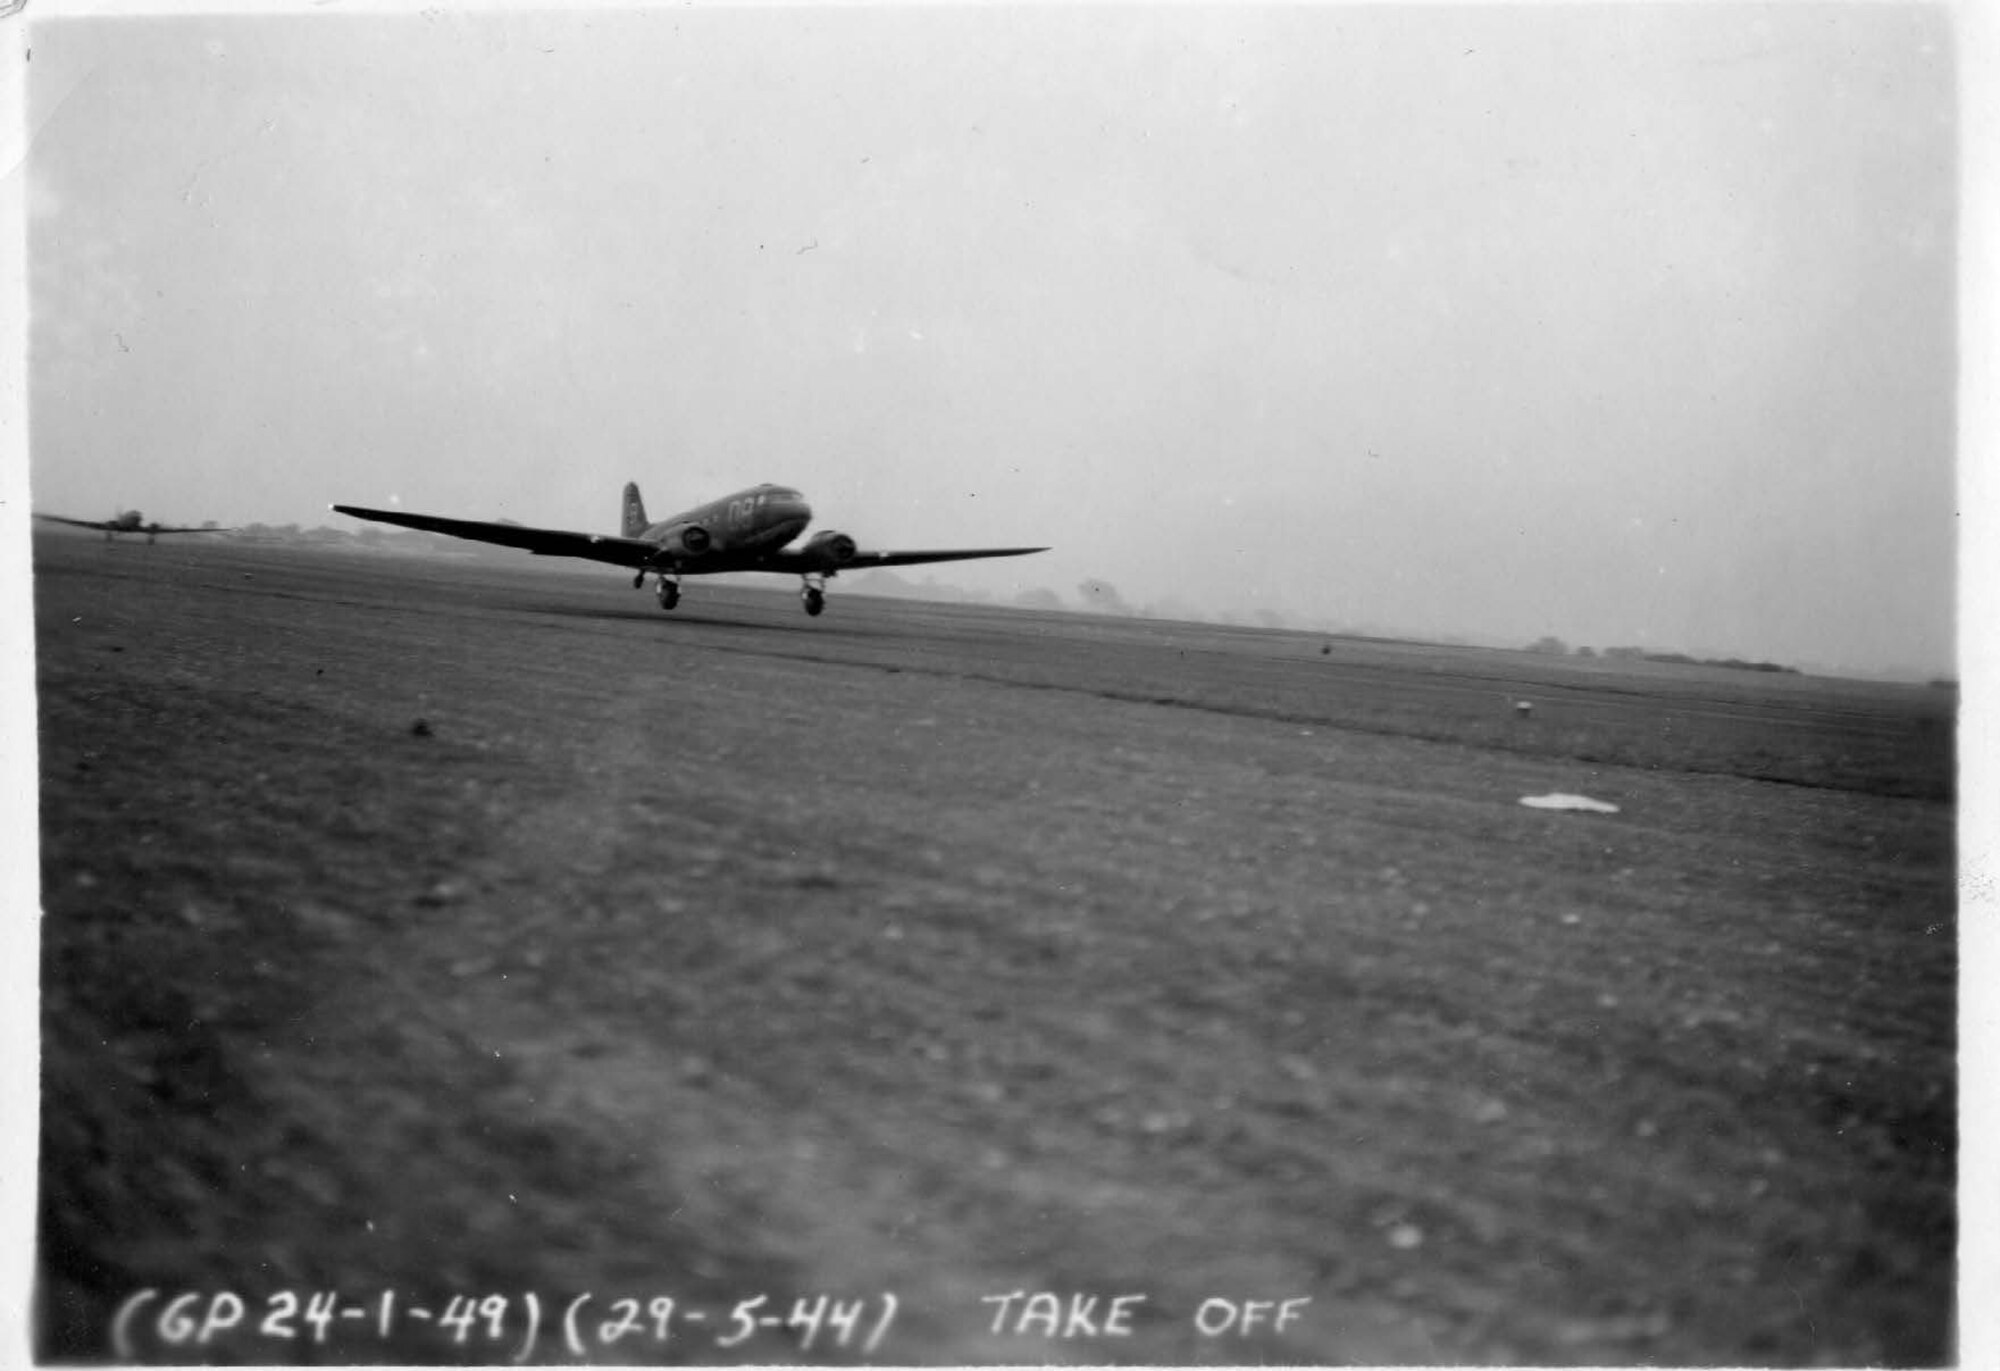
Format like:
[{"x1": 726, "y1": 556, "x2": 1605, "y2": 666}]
[
  {"x1": 35, "y1": 511, "x2": 234, "y2": 544},
  {"x1": 332, "y1": 482, "x2": 1047, "y2": 617}
]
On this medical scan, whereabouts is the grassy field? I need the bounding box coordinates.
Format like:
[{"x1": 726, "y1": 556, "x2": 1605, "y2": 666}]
[{"x1": 34, "y1": 533, "x2": 1954, "y2": 1364}]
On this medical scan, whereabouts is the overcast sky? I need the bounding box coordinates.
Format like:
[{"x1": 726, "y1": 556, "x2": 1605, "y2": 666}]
[{"x1": 22, "y1": 2, "x2": 1961, "y2": 675}]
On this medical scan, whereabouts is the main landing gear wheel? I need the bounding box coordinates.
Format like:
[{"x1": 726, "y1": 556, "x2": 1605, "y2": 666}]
[
  {"x1": 799, "y1": 573, "x2": 829, "y2": 617},
  {"x1": 656, "y1": 578, "x2": 681, "y2": 611}
]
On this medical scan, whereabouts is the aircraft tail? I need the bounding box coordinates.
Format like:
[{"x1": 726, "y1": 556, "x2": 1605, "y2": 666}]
[{"x1": 621, "y1": 482, "x2": 648, "y2": 538}]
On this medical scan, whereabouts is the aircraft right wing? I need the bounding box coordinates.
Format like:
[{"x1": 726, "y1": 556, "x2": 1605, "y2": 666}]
[
  {"x1": 330, "y1": 505, "x2": 660, "y2": 568},
  {"x1": 35, "y1": 515, "x2": 117, "y2": 531}
]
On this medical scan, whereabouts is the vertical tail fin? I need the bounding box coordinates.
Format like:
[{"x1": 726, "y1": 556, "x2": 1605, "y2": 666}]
[{"x1": 621, "y1": 482, "x2": 649, "y2": 538}]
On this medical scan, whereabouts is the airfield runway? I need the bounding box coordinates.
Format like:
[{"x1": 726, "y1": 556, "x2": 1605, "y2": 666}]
[{"x1": 34, "y1": 533, "x2": 1954, "y2": 1364}]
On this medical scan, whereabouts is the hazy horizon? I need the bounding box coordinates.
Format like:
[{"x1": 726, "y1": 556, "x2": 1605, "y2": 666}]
[
  {"x1": 28, "y1": 511, "x2": 1943, "y2": 683},
  {"x1": 24, "y1": 3, "x2": 1960, "y2": 678}
]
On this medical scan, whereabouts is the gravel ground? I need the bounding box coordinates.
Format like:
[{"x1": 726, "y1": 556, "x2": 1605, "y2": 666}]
[{"x1": 34, "y1": 534, "x2": 1954, "y2": 1364}]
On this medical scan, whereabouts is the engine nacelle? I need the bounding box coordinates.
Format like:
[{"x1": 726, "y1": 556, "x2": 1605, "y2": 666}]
[
  {"x1": 660, "y1": 522, "x2": 712, "y2": 556},
  {"x1": 803, "y1": 530, "x2": 857, "y2": 569}
]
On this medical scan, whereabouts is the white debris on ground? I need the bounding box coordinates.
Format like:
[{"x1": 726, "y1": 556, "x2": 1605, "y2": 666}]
[{"x1": 1520, "y1": 793, "x2": 1621, "y2": 813}]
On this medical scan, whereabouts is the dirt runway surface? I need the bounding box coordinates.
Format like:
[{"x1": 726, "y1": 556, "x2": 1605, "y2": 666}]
[{"x1": 34, "y1": 534, "x2": 1954, "y2": 1364}]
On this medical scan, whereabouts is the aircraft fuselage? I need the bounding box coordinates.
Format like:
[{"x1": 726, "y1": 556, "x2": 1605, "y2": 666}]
[{"x1": 640, "y1": 484, "x2": 812, "y2": 568}]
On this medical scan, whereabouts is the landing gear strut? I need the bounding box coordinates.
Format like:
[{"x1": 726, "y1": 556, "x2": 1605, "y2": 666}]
[{"x1": 801, "y1": 573, "x2": 827, "y2": 617}]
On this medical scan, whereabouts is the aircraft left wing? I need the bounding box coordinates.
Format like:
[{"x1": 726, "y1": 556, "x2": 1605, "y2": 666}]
[
  {"x1": 330, "y1": 505, "x2": 661, "y2": 568},
  {"x1": 34, "y1": 515, "x2": 117, "y2": 531},
  {"x1": 768, "y1": 546, "x2": 1049, "y2": 571}
]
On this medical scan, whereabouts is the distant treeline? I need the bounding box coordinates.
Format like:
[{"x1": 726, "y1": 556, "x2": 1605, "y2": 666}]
[
  {"x1": 234, "y1": 524, "x2": 360, "y2": 543},
  {"x1": 1636, "y1": 652, "x2": 1800, "y2": 674},
  {"x1": 1528, "y1": 637, "x2": 1798, "y2": 674},
  {"x1": 233, "y1": 523, "x2": 498, "y2": 553}
]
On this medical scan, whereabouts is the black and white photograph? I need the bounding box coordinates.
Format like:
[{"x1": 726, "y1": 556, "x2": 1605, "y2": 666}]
[{"x1": 14, "y1": 0, "x2": 1969, "y2": 1363}]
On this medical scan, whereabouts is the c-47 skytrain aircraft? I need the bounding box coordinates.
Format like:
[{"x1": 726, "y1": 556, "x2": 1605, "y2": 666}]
[
  {"x1": 35, "y1": 511, "x2": 234, "y2": 543},
  {"x1": 333, "y1": 482, "x2": 1047, "y2": 616}
]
